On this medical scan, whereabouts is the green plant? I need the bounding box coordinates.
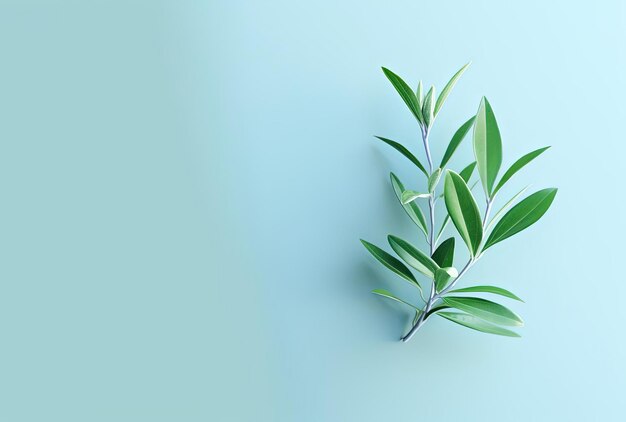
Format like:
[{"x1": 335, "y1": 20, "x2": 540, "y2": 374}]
[{"x1": 361, "y1": 63, "x2": 557, "y2": 342}]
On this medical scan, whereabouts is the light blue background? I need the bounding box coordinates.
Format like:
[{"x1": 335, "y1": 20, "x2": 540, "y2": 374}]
[{"x1": 0, "y1": 1, "x2": 624, "y2": 421}]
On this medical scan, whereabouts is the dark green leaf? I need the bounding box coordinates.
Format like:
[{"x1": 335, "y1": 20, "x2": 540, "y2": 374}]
[
  {"x1": 361, "y1": 239, "x2": 419, "y2": 286},
  {"x1": 390, "y1": 173, "x2": 428, "y2": 236},
  {"x1": 483, "y1": 188, "x2": 557, "y2": 250},
  {"x1": 435, "y1": 267, "x2": 458, "y2": 292},
  {"x1": 372, "y1": 289, "x2": 420, "y2": 309},
  {"x1": 442, "y1": 296, "x2": 523, "y2": 326},
  {"x1": 437, "y1": 312, "x2": 521, "y2": 337},
  {"x1": 458, "y1": 161, "x2": 477, "y2": 183},
  {"x1": 388, "y1": 235, "x2": 439, "y2": 278},
  {"x1": 443, "y1": 171, "x2": 483, "y2": 256},
  {"x1": 432, "y1": 237, "x2": 455, "y2": 267},
  {"x1": 434, "y1": 63, "x2": 470, "y2": 116},
  {"x1": 382, "y1": 67, "x2": 424, "y2": 125},
  {"x1": 440, "y1": 117, "x2": 476, "y2": 168},
  {"x1": 486, "y1": 186, "x2": 529, "y2": 230},
  {"x1": 375, "y1": 136, "x2": 428, "y2": 176},
  {"x1": 448, "y1": 285, "x2": 523, "y2": 302},
  {"x1": 492, "y1": 147, "x2": 550, "y2": 195},
  {"x1": 473, "y1": 97, "x2": 502, "y2": 196}
]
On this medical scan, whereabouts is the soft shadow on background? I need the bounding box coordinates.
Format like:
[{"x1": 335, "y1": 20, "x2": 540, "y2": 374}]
[{"x1": 0, "y1": 1, "x2": 625, "y2": 421}]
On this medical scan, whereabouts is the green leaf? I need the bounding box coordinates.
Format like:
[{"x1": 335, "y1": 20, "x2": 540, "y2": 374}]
[
  {"x1": 432, "y1": 237, "x2": 455, "y2": 267},
  {"x1": 459, "y1": 161, "x2": 477, "y2": 183},
  {"x1": 448, "y1": 285, "x2": 523, "y2": 302},
  {"x1": 428, "y1": 168, "x2": 442, "y2": 193},
  {"x1": 382, "y1": 67, "x2": 424, "y2": 125},
  {"x1": 442, "y1": 296, "x2": 523, "y2": 326},
  {"x1": 388, "y1": 235, "x2": 439, "y2": 278},
  {"x1": 372, "y1": 289, "x2": 420, "y2": 310},
  {"x1": 375, "y1": 136, "x2": 428, "y2": 177},
  {"x1": 422, "y1": 85, "x2": 435, "y2": 127},
  {"x1": 416, "y1": 80, "x2": 423, "y2": 105},
  {"x1": 401, "y1": 190, "x2": 430, "y2": 204},
  {"x1": 390, "y1": 173, "x2": 428, "y2": 236},
  {"x1": 483, "y1": 188, "x2": 557, "y2": 250},
  {"x1": 492, "y1": 147, "x2": 550, "y2": 195},
  {"x1": 435, "y1": 267, "x2": 458, "y2": 292},
  {"x1": 434, "y1": 63, "x2": 470, "y2": 116},
  {"x1": 440, "y1": 117, "x2": 476, "y2": 168},
  {"x1": 473, "y1": 97, "x2": 502, "y2": 196},
  {"x1": 486, "y1": 186, "x2": 529, "y2": 230},
  {"x1": 437, "y1": 312, "x2": 521, "y2": 337},
  {"x1": 361, "y1": 239, "x2": 419, "y2": 286},
  {"x1": 443, "y1": 171, "x2": 483, "y2": 256},
  {"x1": 435, "y1": 214, "x2": 451, "y2": 244}
]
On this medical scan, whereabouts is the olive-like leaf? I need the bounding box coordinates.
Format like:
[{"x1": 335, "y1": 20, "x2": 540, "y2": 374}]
[
  {"x1": 422, "y1": 85, "x2": 435, "y2": 127},
  {"x1": 443, "y1": 171, "x2": 483, "y2": 256},
  {"x1": 401, "y1": 190, "x2": 430, "y2": 204},
  {"x1": 434, "y1": 62, "x2": 470, "y2": 116},
  {"x1": 375, "y1": 136, "x2": 428, "y2": 176},
  {"x1": 473, "y1": 97, "x2": 502, "y2": 196},
  {"x1": 492, "y1": 146, "x2": 550, "y2": 195},
  {"x1": 447, "y1": 285, "x2": 523, "y2": 302},
  {"x1": 432, "y1": 237, "x2": 455, "y2": 267},
  {"x1": 442, "y1": 296, "x2": 523, "y2": 326},
  {"x1": 458, "y1": 161, "x2": 477, "y2": 183},
  {"x1": 416, "y1": 80, "x2": 423, "y2": 106},
  {"x1": 361, "y1": 239, "x2": 419, "y2": 286},
  {"x1": 435, "y1": 267, "x2": 458, "y2": 292},
  {"x1": 382, "y1": 67, "x2": 424, "y2": 125},
  {"x1": 390, "y1": 173, "x2": 428, "y2": 236},
  {"x1": 483, "y1": 188, "x2": 557, "y2": 250},
  {"x1": 486, "y1": 186, "x2": 529, "y2": 230},
  {"x1": 428, "y1": 168, "x2": 442, "y2": 193},
  {"x1": 440, "y1": 117, "x2": 476, "y2": 168},
  {"x1": 372, "y1": 289, "x2": 420, "y2": 310},
  {"x1": 437, "y1": 312, "x2": 521, "y2": 337},
  {"x1": 388, "y1": 235, "x2": 439, "y2": 278}
]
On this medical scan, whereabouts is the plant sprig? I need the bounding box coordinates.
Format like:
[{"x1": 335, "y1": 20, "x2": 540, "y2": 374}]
[{"x1": 362, "y1": 63, "x2": 557, "y2": 342}]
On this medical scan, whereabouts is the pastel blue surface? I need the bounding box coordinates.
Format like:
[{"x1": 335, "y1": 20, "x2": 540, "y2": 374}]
[{"x1": 1, "y1": 1, "x2": 624, "y2": 420}]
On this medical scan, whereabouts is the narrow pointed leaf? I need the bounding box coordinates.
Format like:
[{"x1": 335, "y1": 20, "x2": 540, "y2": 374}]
[
  {"x1": 442, "y1": 296, "x2": 523, "y2": 326},
  {"x1": 422, "y1": 86, "x2": 435, "y2": 127},
  {"x1": 361, "y1": 239, "x2": 419, "y2": 286},
  {"x1": 440, "y1": 117, "x2": 476, "y2": 168},
  {"x1": 492, "y1": 147, "x2": 550, "y2": 195},
  {"x1": 437, "y1": 312, "x2": 521, "y2": 337},
  {"x1": 448, "y1": 285, "x2": 523, "y2": 302},
  {"x1": 484, "y1": 188, "x2": 557, "y2": 250},
  {"x1": 428, "y1": 168, "x2": 442, "y2": 193},
  {"x1": 434, "y1": 63, "x2": 470, "y2": 116},
  {"x1": 372, "y1": 289, "x2": 420, "y2": 310},
  {"x1": 432, "y1": 237, "x2": 455, "y2": 267},
  {"x1": 416, "y1": 80, "x2": 423, "y2": 106},
  {"x1": 486, "y1": 186, "x2": 529, "y2": 230},
  {"x1": 390, "y1": 173, "x2": 428, "y2": 235},
  {"x1": 435, "y1": 267, "x2": 458, "y2": 292},
  {"x1": 473, "y1": 97, "x2": 502, "y2": 196},
  {"x1": 459, "y1": 161, "x2": 477, "y2": 183},
  {"x1": 425, "y1": 304, "x2": 451, "y2": 319},
  {"x1": 435, "y1": 214, "x2": 451, "y2": 243},
  {"x1": 401, "y1": 190, "x2": 430, "y2": 204},
  {"x1": 382, "y1": 67, "x2": 424, "y2": 124},
  {"x1": 443, "y1": 171, "x2": 483, "y2": 256},
  {"x1": 375, "y1": 136, "x2": 428, "y2": 176},
  {"x1": 388, "y1": 235, "x2": 439, "y2": 278}
]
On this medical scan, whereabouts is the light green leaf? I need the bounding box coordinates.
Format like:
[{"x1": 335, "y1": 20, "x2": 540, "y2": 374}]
[
  {"x1": 382, "y1": 67, "x2": 424, "y2": 125},
  {"x1": 473, "y1": 97, "x2": 502, "y2": 196},
  {"x1": 486, "y1": 186, "x2": 529, "y2": 230},
  {"x1": 434, "y1": 63, "x2": 470, "y2": 116},
  {"x1": 388, "y1": 235, "x2": 439, "y2": 278},
  {"x1": 416, "y1": 80, "x2": 423, "y2": 106},
  {"x1": 437, "y1": 312, "x2": 521, "y2": 337},
  {"x1": 390, "y1": 173, "x2": 428, "y2": 236},
  {"x1": 448, "y1": 285, "x2": 523, "y2": 302},
  {"x1": 431, "y1": 237, "x2": 455, "y2": 267},
  {"x1": 372, "y1": 289, "x2": 420, "y2": 310},
  {"x1": 435, "y1": 267, "x2": 458, "y2": 292},
  {"x1": 361, "y1": 239, "x2": 419, "y2": 287},
  {"x1": 428, "y1": 168, "x2": 442, "y2": 193},
  {"x1": 422, "y1": 85, "x2": 435, "y2": 127},
  {"x1": 483, "y1": 188, "x2": 557, "y2": 250},
  {"x1": 443, "y1": 171, "x2": 483, "y2": 256},
  {"x1": 375, "y1": 136, "x2": 428, "y2": 177},
  {"x1": 401, "y1": 190, "x2": 430, "y2": 204},
  {"x1": 442, "y1": 296, "x2": 523, "y2": 326},
  {"x1": 492, "y1": 147, "x2": 550, "y2": 195},
  {"x1": 440, "y1": 117, "x2": 476, "y2": 168}
]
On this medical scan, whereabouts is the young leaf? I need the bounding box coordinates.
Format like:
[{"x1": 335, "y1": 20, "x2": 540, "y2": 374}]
[
  {"x1": 447, "y1": 285, "x2": 523, "y2": 302},
  {"x1": 492, "y1": 146, "x2": 550, "y2": 195},
  {"x1": 388, "y1": 235, "x2": 439, "y2": 278},
  {"x1": 442, "y1": 296, "x2": 524, "y2": 326},
  {"x1": 361, "y1": 240, "x2": 419, "y2": 286},
  {"x1": 390, "y1": 173, "x2": 428, "y2": 235},
  {"x1": 434, "y1": 62, "x2": 470, "y2": 116},
  {"x1": 401, "y1": 190, "x2": 430, "y2": 204},
  {"x1": 437, "y1": 312, "x2": 521, "y2": 337},
  {"x1": 382, "y1": 67, "x2": 424, "y2": 125},
  {"x1": 372, "y1": 289, "x2": 420, "y2": 310},
  {"x1": 435, "y1": 267, "x2": 458, "y2": 292},
  {"x1": 440, "y1": 117, "x2": 476, "y2": 168},
  {"x1": 483, "y1": 188, "x2": 557, "y2": 250},
  {"x1": 422, "y1": 85, "x2": 435, "y2": 127},
  {"x1": 416, "y1": 80, "x2": 423, "y2": 106},
  {"x1": 432, "y1": 237, "x2": 455, "y2": 267},
  {"x1": 428, "y1": 168, "x2": 442, "y2": 193},
  {"x1": 375, "y1": 136, "x2": 428, "y2": 177},
  {"x1": 486, "y1": 186, "x2": 529, "y2": 230},
  {"x1": 473, "y1": 97, "x2": 502, "y2": 197},
  {"x1": 443, "y1": 171, "x2": 483, "y2": 256}
]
